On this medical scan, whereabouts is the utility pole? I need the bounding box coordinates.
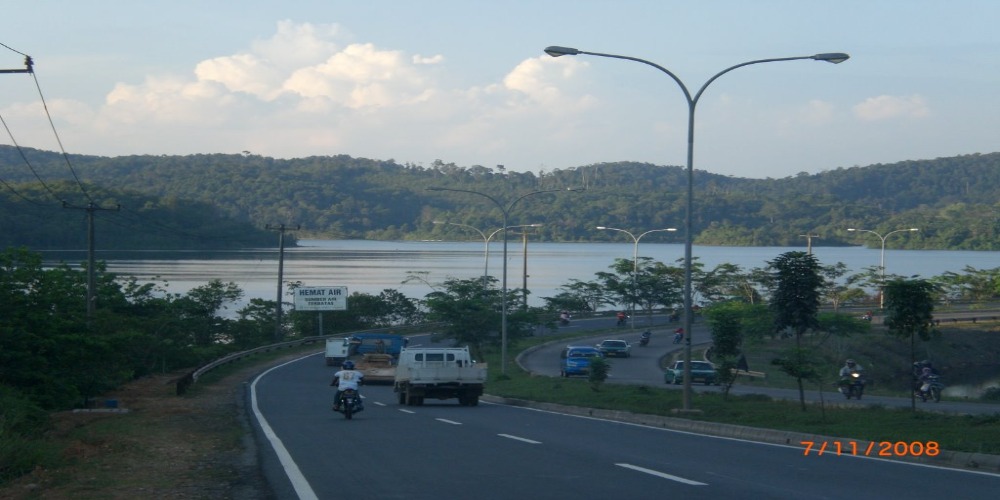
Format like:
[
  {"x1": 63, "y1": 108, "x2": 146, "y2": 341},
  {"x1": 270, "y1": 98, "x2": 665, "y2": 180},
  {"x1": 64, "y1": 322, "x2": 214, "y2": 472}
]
[
  {"x1": 63, "y1": 202, "x2": 121, "y2": 320},
  {"x1": 0, "y1": 55, "x2": 33, "y2": 74},
  {"x1": 266, "y1": 224, "x2": 299, "y2": 341},
  {"x1": 799, "y1": 233, "x2": 820, "y2": 255}
]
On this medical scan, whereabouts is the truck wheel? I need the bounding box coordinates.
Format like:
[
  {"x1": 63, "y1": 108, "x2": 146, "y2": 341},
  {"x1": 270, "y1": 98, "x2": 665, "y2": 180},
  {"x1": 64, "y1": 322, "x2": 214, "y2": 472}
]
[
  {"x1": 468, "y1": 395, "x2": 479, "y2": 406},
  {"x1": 397, "y1": 391, "x2": 406, "y2": 405}
]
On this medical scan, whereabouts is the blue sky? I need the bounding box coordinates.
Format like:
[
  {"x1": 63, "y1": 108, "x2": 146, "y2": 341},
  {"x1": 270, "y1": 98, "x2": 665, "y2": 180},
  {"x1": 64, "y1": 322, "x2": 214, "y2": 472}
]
[{"x1": 1, "y1": 1, "x2": 997, "y2": 178}]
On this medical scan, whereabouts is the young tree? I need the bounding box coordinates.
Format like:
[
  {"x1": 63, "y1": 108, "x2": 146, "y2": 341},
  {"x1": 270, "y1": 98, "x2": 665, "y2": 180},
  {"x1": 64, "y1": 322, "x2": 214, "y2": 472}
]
[
  {"x1": 587, "y1": 356, "x2": 610, "y2": 391},
  {"x1": 704, "y1": 301, "x2": 746, "y2": 398},
  {"x1": 767, "y1": 251, "x2": 824, "y2": 410},
  {"x1": 422, "y1": 277, "x2": 536, "y2": 359},
  {"x1": 883, "y1": 278, "x2": 938, "y2": 411},
  {"x1": 821, "y1": 262, "x2": 868, "y2": 311},
  {"x1": 596, "y1": 258, "x2": 683, "y2": 320}
]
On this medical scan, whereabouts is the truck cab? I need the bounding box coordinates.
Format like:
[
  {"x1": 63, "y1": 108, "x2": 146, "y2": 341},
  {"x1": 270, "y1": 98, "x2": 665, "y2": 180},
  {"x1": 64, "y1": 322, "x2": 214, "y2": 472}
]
[{"x1": 324, "y1": 338, "x2": 352, "y2": 366}]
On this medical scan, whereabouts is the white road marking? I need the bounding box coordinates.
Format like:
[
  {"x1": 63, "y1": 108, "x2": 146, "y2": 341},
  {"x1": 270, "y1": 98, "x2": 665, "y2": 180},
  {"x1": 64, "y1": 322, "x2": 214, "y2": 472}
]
[
  {"x1": 398, "y1": 409, "x2": 416, "y2": 414},
  {"x1": 436, "y1": 418, "x2": 462, "y2": 425},
  {"x1": 250, "y1": 356, "x2": 320, "y2": 500},
  {"x1": 498, "y1": 433, "x2": 542, "y2": 444},
  {"x1": 616, "y1": 463, "x2": 707, "y2": 486},
  {"x1": 373, "y1": 401, "x2": 387, "y2": 407}
]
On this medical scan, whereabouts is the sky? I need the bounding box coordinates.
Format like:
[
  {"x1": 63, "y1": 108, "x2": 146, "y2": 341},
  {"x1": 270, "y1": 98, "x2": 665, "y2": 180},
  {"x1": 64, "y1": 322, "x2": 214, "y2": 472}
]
[{"x1": 1, "y1": 1, "x2": 997, "y2": 179}]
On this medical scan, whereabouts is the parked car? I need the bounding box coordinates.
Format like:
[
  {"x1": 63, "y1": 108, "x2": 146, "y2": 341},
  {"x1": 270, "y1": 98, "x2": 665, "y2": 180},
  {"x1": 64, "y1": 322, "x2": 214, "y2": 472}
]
[
  {"x1": 596, "y1": 339, "x2": 631, "y2": 358},
  {"x1": 664, "y1": 360, "x2": 718, "y2": 385},
  {"x1": 560, "y1": 346, "x2": 604, "y2": 377}
]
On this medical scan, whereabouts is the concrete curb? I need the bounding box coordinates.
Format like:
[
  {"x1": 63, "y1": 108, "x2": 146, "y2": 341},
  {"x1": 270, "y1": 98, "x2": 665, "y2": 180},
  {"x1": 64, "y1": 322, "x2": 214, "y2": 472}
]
[{"x1": 481, "y1": 394, "x2": 1000, "y2": 474}]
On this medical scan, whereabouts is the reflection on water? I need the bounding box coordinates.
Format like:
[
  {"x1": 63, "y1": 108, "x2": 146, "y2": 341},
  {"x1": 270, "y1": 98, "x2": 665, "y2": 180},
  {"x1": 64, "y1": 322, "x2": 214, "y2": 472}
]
[{"x1": 40, "y1": 240, "x2": 1000, "y2": 310}]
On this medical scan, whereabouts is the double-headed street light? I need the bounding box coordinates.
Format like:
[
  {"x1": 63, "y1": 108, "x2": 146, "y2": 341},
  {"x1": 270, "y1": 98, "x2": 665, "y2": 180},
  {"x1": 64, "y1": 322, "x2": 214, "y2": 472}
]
[
  {"x1": 428, "y1": 186, "x2": 573, "y2": 374},
  {"x1": 546, "y1": 45, "x2": 848, "y2": 410},
  {"x1": 596, "y1": 226, "x2": 677, "y2": 328},
  {"x1": 433, "y1": 221, "x2": 543, "y2": 289},
  {"x1": 847, "y1": 227, "x2": 919, "y2": 308}
]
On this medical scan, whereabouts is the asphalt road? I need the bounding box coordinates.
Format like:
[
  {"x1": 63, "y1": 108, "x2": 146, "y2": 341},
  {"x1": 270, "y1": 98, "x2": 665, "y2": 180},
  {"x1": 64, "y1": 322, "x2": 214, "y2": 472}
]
[
  {"x1": 523, "y1": 314, "x2": 1000, "y2": 415},
  {"x1": 248, "y1": 351, "x2": 1000, "y2": 499}
]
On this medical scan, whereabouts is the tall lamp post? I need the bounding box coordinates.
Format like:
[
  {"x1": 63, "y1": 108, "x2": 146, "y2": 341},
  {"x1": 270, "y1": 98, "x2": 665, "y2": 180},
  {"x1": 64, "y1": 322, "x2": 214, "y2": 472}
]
[
  {"x1": 433, "y1": 221, "x2": 543, "y2": 289},
  {"x1": 595, "y1": 226, "x2": 677, "y2": 328},
  {"x1": 847, "y1": 227, "x2": 919, "y2": 308},
  {"x1": 428, "y1": 187, "x2": 572, "y2": 374},
  {"x1": 545, "y1": 45, "x2": 848, "y2": 410}
]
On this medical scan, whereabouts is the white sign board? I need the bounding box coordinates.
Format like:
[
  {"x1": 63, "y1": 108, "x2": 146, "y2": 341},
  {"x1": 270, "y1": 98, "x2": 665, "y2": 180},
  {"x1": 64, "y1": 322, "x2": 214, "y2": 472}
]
[{"x1": 293, "y1": 286, "x2": 348, "y2": 311}]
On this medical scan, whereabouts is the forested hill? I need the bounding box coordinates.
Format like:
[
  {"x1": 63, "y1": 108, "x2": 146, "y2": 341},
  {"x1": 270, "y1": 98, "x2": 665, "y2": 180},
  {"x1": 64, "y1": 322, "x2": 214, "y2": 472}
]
[{"x1": 1, "y1": 145, "x2": 997, "y2": 250}]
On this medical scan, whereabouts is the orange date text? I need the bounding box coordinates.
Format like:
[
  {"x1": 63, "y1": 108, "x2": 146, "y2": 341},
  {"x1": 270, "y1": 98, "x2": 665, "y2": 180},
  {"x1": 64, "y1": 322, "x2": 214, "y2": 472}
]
[{"x1": 800, "y1": 441, "x2": 939, "y2": 457}]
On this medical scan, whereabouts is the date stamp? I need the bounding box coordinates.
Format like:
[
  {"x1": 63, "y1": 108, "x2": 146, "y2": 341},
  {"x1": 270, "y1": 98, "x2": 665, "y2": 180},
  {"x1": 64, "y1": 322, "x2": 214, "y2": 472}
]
[{"x1": 801, "y1": 440, "x2": 940, "y2": 457}]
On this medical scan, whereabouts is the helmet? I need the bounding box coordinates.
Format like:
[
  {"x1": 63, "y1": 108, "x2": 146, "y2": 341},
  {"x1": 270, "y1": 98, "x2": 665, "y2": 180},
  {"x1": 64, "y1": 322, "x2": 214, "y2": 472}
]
[
  {"x1": 846, "y1": 359, "x2": 856, "y2": 366},
  {"x1": 342, "y1": 360, "x2": 355, "y2": 370}
]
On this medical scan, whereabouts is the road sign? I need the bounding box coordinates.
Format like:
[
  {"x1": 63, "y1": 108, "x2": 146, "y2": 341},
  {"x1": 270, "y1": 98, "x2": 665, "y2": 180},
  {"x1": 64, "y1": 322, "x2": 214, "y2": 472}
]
[{"x1": 293, "y1": 286, "x2": 348, "y2": 311}]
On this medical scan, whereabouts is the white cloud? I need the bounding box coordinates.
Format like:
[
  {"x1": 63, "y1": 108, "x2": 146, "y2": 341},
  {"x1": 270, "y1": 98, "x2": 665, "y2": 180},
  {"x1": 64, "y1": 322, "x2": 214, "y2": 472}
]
[
  {"x1": 853, "y1": 94, "x2": 929, "y2": 121},
  {"x1": 798, "y1": 99, "x2": 836, "y2": 125},
  {"x1": 412, "y1": 54, "x2": 444, "y2": 65}
]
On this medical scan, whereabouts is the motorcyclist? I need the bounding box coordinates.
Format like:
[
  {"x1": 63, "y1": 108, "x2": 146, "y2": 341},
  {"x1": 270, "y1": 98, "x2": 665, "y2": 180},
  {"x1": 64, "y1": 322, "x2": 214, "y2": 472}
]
[
  {"x1": 839, "y1": 359, "x2": 865, "y2": 378},
  {"x1": 616, "y1": 311, "x2": 627, "y2": 325},
  {"x1": 916, "y1": 366, "x2": 941, "y2": 401},
  {"x1": 559, "y1": 310, "x2": 571, "y2": 325},
  {"x1": 838, "y1": 359, "x2": 865, "y2": 396},
  {"x1": 673, "y1": 327, "x2": 684, "y2": 344},
  {"x1": 912, "y1": 360, "x2": 937, "y2": 396},
  {"x1": 331, "y1": 360, "x2": 364, "y2": 411},
  {"x1": 639, "y1": 330, "x2": 651, "y2": 346}
]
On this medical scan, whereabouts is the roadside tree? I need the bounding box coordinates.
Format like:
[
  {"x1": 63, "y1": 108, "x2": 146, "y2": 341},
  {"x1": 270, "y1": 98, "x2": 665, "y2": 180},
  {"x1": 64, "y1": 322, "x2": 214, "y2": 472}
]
[
  {"x1": 767, "y1": 251, "x2": 824, "y2": 411},
  {"x1": 883, "y1": 278, "x2": 938, "y2": 411}
]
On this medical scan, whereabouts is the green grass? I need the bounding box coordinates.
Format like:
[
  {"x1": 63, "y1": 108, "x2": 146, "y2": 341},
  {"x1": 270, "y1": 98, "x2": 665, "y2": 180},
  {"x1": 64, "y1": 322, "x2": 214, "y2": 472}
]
[{"x1": 488, "y1": 330, "x2": 1000, "y2": 455}]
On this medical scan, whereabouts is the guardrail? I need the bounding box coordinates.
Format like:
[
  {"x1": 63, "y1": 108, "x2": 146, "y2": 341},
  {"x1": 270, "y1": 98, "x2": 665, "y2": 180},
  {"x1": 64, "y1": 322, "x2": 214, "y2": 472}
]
[
  {"x1": 175, "y1": 323, "x2": 445, "y2": 395},
  {"x1": 933, "y1": 315, "x2": 1000, "y2": 325}
]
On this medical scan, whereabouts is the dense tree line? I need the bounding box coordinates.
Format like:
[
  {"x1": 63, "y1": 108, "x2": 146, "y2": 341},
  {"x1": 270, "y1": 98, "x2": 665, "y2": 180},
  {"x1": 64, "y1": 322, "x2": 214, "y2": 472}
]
[{"x1": 1, "y1": 146, "x2": 998, "y2": 250}]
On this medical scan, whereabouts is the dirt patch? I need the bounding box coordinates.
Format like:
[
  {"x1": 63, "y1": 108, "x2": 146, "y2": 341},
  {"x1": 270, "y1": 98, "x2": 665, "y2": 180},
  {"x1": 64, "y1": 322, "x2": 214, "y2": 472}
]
[{"x1": 0, "y1": 352, "x2": 309, "y2": 500}]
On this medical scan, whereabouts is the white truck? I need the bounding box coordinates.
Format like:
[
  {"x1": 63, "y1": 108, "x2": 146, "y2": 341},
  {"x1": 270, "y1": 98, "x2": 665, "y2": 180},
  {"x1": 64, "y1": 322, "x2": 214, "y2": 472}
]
[
  {"x1": 393, "y1": 347, "x2": 487, "y2": 406},
  {"x1": 324, "y1": 338, "x2": 352, "y2": 366}
]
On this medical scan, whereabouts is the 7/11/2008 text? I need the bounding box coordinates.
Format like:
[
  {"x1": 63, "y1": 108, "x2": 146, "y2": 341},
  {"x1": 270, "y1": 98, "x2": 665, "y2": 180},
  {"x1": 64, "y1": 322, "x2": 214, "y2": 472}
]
[{"x1": 801, "y1": 441, "x2": 940, "y2": 457}]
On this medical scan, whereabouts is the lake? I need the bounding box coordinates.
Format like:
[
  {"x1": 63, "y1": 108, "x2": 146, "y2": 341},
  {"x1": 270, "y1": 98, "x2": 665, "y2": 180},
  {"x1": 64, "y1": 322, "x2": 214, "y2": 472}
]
[{"x1": 41, "y1": 240, "x2": 999, "y2": 310}]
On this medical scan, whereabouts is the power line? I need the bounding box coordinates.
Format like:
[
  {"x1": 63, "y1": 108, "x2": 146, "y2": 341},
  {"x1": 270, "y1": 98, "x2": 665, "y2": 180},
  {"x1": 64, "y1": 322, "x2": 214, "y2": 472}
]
[{"x1": 1, "y1": 47, "x2": 94, "y2": 204}]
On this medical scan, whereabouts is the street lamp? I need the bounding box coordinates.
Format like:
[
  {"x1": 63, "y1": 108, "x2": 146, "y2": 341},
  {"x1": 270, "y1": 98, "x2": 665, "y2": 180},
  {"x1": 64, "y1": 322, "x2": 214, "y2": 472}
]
[
  {"x1": 847, "y1": 227, "x2": 919, "y2": 308},
  {"x1": 546, "y1": 45, "x2": 848, "y2": 410},
  {"x1": 428, "y1": 187, "x2": 573, "y2": 374},
  {"x1": 595, "y1": 226, "x2": 677, "y2": 328},
  {"x1": 433, "y1": 221, "x2": 543, "y2": 289}
]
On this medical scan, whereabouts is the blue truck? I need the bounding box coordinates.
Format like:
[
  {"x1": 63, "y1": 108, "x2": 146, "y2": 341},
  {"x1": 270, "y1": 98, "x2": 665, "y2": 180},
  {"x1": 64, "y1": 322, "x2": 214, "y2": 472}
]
[{"x1": 349, "y1": 333, "x2": 408, "y2": 357}]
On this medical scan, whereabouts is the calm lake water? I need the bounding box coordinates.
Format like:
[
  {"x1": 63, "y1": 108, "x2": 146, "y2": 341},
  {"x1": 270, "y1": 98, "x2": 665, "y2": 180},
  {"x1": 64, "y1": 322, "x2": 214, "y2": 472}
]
[{"x1": 41, "y1": 240, "x2": 999, "y2": 310}]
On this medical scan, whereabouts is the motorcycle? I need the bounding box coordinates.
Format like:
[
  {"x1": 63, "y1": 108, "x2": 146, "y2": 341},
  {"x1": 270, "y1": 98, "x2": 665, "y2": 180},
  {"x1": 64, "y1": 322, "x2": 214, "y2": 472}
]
[
  {"x1": 616, "y1": 315, "x2": 628, "y2": 326},
  {"x1": 672, "y1": 329, "x2": 684, "y2": 344},
  {"x1": 333, "y1": 388, "x2": 364, "y2": 419},
  {"x1": 917, "y1": 374, "x2": 944, "y2": 402},
  {"x1": 638, "y1": 331, "x2": 651, "y2": 347},
  {"x1": 838, "y1": 371, "x2": 866, "y2": 399},
  {"x1": 559, "y1": 312, "x2": 571, "y2": 326}
]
